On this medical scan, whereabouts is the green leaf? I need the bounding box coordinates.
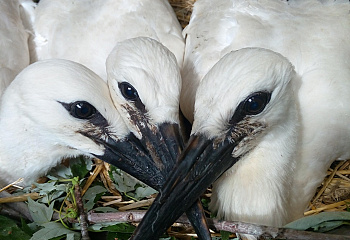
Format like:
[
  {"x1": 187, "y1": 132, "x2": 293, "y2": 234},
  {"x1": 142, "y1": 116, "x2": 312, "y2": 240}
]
[
  {"x1": 212, "y1": 237, "x2": 239, "y2": 240},
  {"x1": 93, "y1": 207, "x2": 118, "y2": 213},
  {"x1": 106, "y1": 232, "x2": 132, "y2": 240},
  {"x1": 311, "y1": 220, "x2": 350, "y2": 232},
  {"x1": 82, "y1": 185, "x2": 107, "y2": 211},
  {"x1": 0, "y1": 215, "x2": 31, "y2": 240},
  {"x1": 27, "y1": 197, "x2": 54, "y2": 225},
  {"x1": 220, "y1": 230, "x2": 231, "y2": 240},
  {"x1": 284, "y1": 211, "x2": 350, "y2": 231},
  {"x1": 201, "y1": 198, "x2": 210, "y2": 208},
  {"x1": 82, "y1": 185, "x2": 107, "y2": 200},
  {"x1": 103, "y1": 224, "x2": 137, "y2": 240},
  {"x1": 111, "y1": 168, "x2": 157, "y2": 200},
  {"x1": 112, "y1": 169, "x2": 139, "y2": 193},
  {"x1": 134, "y1": 186, "x2": 157, "y2": 199},
  {"x1": 29, "y1": 222, "x2": 80, "y2": 240},
  {"x1": 30, "y1": 182, "x2": 66, "y2": 204},
  {"x1": 70, "y1": 157, "x2": 93, "y2": 179},
  {"x1": 88, "y1": 222, "x2": 122, "y2": 231},
  {"x1": 102, "y1": 223, "x2": 136, "y2": 233},
  {"x1": 66, "y1": 232, "x2": 80, "y2": 240},
  {"x1": 21, "y1": 218, "x2": 35, "y2": 236}
]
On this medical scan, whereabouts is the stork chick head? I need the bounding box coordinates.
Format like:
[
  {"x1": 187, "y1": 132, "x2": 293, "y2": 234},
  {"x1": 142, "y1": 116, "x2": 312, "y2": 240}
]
[
  {"x1": 0, "y1": 59, "x2": 152, "y2": 186},
  {"x1": 106, "y1": 37, "x2": 181, "y2": 129},
  {"x1": 193, "y1": 47, "x2": 297, "y2": 156},
  {"x1": 130, "y1": 47, "x2": 300, "y2": 235},
  {"x1": 106, "y1": 37, "x2": 184, "y2": 173}
]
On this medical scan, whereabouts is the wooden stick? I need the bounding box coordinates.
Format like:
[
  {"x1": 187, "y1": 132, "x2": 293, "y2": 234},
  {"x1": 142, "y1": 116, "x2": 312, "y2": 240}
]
[
  {"x1": 118, "y1": 198, "x2": 154, "y2": 211},
  {"x1": 312, "y1": 161, "x2": 345, "y2": 204},
  {"x1": 0, "y1": 192, "x2": 40, "y2": 203},
  {"x1": 327, "y1": 170, "x2": 350, "y2": 175},
  {"x1": 0, "y1": 178, "x2": 24, "y2": 193},
  {"x1": 81, "y1": 159, "x2": 104, "y2": 196},
  {"x1": 304, "y1": 199, "x2": 350, "y2": 215},
  {"x1": 74, "y1": 183, "x2": 90, "y2": 240},
  {"x1": 335, "y1": 172, "x2": 350, "y2": 182},
  {"x1": 99, "y1": 162, "x2": 121, "y2": 196},
  {"x1": 84, "y1": 210, "x2": 350, "y2": 240},
  {"x1": 209, "y1": 219, "x2": 349, "y2": 240}
]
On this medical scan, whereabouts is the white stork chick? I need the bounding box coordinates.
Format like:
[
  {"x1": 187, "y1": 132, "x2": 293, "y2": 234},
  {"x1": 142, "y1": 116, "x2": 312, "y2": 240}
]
[
  {"x1": 0, "y1": 59, "x2": 154, "y2": 187},
  {"x1": 106, "y1": 37, "x2": 211, "y2": 240},
  {"x1": 131, "y1": 0, "x2": 350, "y2": 237},
  {"x1": 181, "y1": 0, "x2": 350, "y2": 225},
  {"x1": 33, "y1": 0, "x2": 184, "y2": 80},
  {"x1": 106, "y1": 37, "x2": 182, "y2": 152},
  {"x1": 0, "y1": 0, "x2": 30, "y2": 96}
]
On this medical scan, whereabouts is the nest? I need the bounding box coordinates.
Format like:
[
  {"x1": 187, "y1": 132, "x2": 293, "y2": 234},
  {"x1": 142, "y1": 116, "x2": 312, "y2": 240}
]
[
  {"x1": 306, "y1": 160, "x2": 350, "y2": 216},
  {"x1": 1, "y1": 1, "x2": 349, "y2": 239},
  {"x1": 169, "y1": 0, "x2": 196, "y2": 28}
]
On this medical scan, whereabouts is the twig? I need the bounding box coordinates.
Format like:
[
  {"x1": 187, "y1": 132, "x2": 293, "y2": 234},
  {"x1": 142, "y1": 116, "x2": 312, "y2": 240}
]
[
  {"x1": 312, "y1": 161, "x2": 345, "y2": 204},
  {"x1": 335, "y1": 172, "x2": 350, "y2": 182},
  {"x1": 0, "y1": 191, "x2": 33, "y2": 221},
  {"x1": 327, "y1": 170, "x2": 350, "y2": 175},
  {"x1": 85, "y1": 210, "x2": 350, "y2": 240},
  {"x1": 99, "y1": 162, "x2": 121, "y2": 196},
  {"x1": 81, "y1": 159, "x2": 104, "y2": 196},
  {"x1": 208, "y1": 219, "x2": 349, "y2": 240},
  {"x1": 87, "y1": 210, "x2": 146, "y2": 224},
  {"x1": 304, "y1": 199, "x2": 350, "y2": 215},
  {"x1": 102, "y1": 199, "x2": 133, "y2": 207},
  {"x1": 0, "y1": 178, "x2": 24, "y2": 193},
  {"x1": 118, "y1": 198, "x2": 154, "y2": 211},
  {"x1": 74, "y1": 183, "x2": 90, "y2": 240},
  {"x1": 0, "y1": 192, "x2": 40, "y2": 203}
]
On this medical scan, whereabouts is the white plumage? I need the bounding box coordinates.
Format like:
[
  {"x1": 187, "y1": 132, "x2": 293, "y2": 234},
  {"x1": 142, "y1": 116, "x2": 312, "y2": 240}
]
[
  {"x1": 0, "y1": 59, "x2": 129, "y2": 187},
  {"x1": 181, "y1": 0, "x2": 350, "y2": 228},
  {"x1": 0, "y1": 0, "x2": 30, "y2": 96},
  {"x1": 33, "y1": 0, "x2": 185, "y2": 81},
  {"x1": 106, "y1": 37, "x2": 182, "y2": 129},
  {"x1": 0, "y1": 0, "x2": 186, "y2": 187},
  {"x1": 106, "y1": 37, "x2": 213, "y2": 240}
]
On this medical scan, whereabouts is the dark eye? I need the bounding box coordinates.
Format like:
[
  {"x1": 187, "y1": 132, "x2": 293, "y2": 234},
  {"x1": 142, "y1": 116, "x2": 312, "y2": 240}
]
[
  {"x1": 242, "y1": 91, "x2": 271, "y2": 115},
  {"x1": 70, "y1": 101, "x2": 96, "y2": 119},
  {"x1": 118, "y1": 82, "x2": 139, "y2": 101}
]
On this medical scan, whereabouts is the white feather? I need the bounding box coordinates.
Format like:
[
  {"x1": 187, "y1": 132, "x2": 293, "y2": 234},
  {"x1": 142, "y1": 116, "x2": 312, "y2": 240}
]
[
  {"x1": 0, "y1": 59, "x2": 129, "y2": 187},
  {"x1": 0, "y1": 0, "x2": 30, "y2": 96},
  {"x1": 33, "y1": 0, "x2": 184, "y2": 81},
  {"x1": 106, "y1": 37, "x2": 182, "y2": 131},
  {"x1": 184, "y1": 0, "x2": 350, "y2": 228}
]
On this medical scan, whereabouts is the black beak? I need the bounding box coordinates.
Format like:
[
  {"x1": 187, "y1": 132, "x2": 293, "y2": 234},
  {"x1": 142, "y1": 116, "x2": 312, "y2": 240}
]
[
  {"x1": 96, "y1": 132, "x2": 165, "y2": 190},
  {"x1": 129, "y1": 133, "x2": 239, "y2": 239},
  {"x1": 95, "y1": 123, "x2": 211, "y2": 239},
  {"x1": 138, "y1": 122, "x2": 182, "y2": 175}
]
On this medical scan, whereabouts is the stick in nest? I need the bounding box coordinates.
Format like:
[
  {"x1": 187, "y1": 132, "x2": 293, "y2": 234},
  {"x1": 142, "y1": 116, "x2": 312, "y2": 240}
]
[
  {"x1": 0, "y1": 178, "x2": 24, "y2": 193},
  {"x1": 168, "y1": 0, "x2": 196, "y2": 28}
]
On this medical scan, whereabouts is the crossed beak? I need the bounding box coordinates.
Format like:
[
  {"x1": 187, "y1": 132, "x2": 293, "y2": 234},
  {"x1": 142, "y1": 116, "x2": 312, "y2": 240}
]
[
  {"x1": 129, "y1": 133, "x2": 239, "y2": 239},
  {"x1": 94, "y1": 122, "x2": 212, "y2": 239}
]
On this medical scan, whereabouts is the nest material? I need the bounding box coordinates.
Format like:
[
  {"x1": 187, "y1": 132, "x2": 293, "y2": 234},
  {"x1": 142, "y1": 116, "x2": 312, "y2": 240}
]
[
  {"x1": 306, "y1": 160, "x2": 350, "y2": 216},
  {"x1": 1, "y1": 1, "x2": 349, "y2": 239},
  {"x1": 169, "y1": 0, "x2": 196, "y2": 28}
]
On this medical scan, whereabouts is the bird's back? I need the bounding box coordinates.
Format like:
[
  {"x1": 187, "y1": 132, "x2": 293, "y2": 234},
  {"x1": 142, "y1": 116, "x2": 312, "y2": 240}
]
[
  {"x1": 33, "y1": 0, "x2": 184, "y2": 81},
  {"x1": 182, "y1": 0, "x2": 350, "y2": 223},
  {"x1": 0, "y1": 0, "x2": 30, "y2": 96},
  {"x1": 181, "y1": 0, "x2": 350, "y2": 122}
]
